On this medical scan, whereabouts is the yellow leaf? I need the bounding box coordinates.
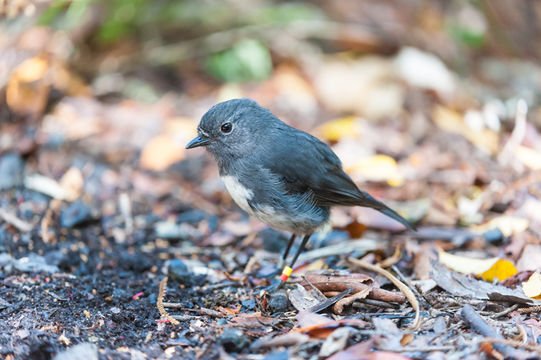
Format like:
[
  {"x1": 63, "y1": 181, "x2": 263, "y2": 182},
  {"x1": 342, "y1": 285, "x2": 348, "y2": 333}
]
[
  {"x1": 438, "y1": 251, "x2": 517, "y2": 282},
  {"x1": 515, "y1": 146, "x2": 541, "y2": 170},
  {"x1": 6, "y1": 57, "x2": 50, "y2": 114},
  {"x1": 16, "y1": 56, "x2": 48, "y2": 82},
  {"x1": 347, "y1": 154, "x2": 404, "y2": 186},
  {"x1": 522, "y1": 272, "x2": 541, "y2": 299},
  {"x1": 480, "y1": 259, "x2": 518, "y2": 282},
  {"x1": 59, "y1": 167, "x2": 84, "y2": 202},
  {"x1": 473, "y1": 216, "x2": 529, "y2": 237},
  {"x1": 317, "y1": 116, "x2": 361, "y2": 142}
]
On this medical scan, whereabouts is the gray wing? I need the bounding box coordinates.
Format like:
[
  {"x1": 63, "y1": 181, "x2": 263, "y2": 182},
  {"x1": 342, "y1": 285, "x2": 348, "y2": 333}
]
[{"x1": 258, "y1": 126, "x2": 415, "y2": 230}]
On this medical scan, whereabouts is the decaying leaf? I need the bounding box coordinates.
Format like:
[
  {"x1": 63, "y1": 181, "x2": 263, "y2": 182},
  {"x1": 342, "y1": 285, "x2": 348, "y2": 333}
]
[
  {"x1": 289, "y1": 284, "x2": 325, "y2": 312},
  {"x1": 140, "y1": 135, "x2": 186, "y2": 171},
  {"x1": 431, "y1": 260, "x2": 535, "y2": 304},
  {"x1": 346, "y1": 154, "x2": 404, "y2": 187},
  {"x1": 473, "y1": 216, "x2": 529, "y2": 237},
  {"x1": 317, "y1": 116, "x2": 362, "y2": 142}
]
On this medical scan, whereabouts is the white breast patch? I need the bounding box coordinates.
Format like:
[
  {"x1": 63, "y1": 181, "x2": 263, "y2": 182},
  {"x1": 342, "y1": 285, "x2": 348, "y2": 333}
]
[{"x1": 221, "y1": 176, "x2": 254, "y2": 213}]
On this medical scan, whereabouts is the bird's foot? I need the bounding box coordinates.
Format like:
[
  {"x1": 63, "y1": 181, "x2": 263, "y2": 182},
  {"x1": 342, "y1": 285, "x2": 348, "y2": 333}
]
[{"x1": 263, "y1": 277, "x2": 285, "y2": 293}]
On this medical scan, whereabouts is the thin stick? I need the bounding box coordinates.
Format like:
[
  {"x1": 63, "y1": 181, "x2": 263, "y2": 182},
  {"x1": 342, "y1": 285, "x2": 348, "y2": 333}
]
[
  {"x1": 0, "y1": 209, "x2": 32, "y2": 232},
  {"x1": 461, "y1": 304, "x2": 527, "y2": 358},
  {"x1": 498, "y1": 98, "x2": 528, "y2": 166},
  {"x1": 377, "y1": 345, "x2": 456, "y2": 352},
  {"x1": 157, "y1": 277, "x2": 180, "y2": 325},
  {"x1": 348, "y1": 257, "x2": 420, "y2": 331},
  {"x1": 392, "y1": 264, "x2": 431, "y2": 309},
  {"x1": 519, "y1": 305, "x2": 541, "y2": 314},
  {"x1": 491, "y1": 304, "x2": 518, "y2": 318}
]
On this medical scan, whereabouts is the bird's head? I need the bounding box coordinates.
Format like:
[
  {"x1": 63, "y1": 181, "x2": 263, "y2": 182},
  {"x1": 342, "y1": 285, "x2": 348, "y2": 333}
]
[{"x1": 186, "y1": 98, "x2": 274, "y2": 160}]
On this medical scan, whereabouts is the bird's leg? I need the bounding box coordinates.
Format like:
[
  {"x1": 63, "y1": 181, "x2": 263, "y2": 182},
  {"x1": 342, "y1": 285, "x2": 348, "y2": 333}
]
[
  {"x1": 279, "y1": 233, "x2": 296, "y2": 268},
  {"x1": 257, "y1": 234, "x2": 296, "y2": 279},
  {"x1": 265, "y1": 234, "x2": 311, "y2": 292},
  {"x1": 279, "y1": 234, "x2": 311, "y2": 283}
]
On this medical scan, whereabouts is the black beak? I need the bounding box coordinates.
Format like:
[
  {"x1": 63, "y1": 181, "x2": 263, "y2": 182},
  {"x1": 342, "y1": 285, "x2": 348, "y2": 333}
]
[{"x1": 186, "y1": 135, "x2": 211, "y2": 149}]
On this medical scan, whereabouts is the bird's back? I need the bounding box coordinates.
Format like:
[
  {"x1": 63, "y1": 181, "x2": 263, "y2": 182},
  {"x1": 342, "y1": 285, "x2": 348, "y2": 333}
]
[{"x1": 254, "y1": 120, "x2": 414, "y2": 230}]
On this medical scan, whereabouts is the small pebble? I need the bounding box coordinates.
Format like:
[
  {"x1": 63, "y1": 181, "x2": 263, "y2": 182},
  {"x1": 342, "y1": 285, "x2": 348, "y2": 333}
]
[
  {"x1": 60, "y1": 201, "x2": 92, "y2": 228},
  {"x1": 482, "y1": 227, "x2": 504, "y2": 244},
  {"x1": 154, "y1": 221, "x2": 191, "y2": 240},
  {"x1": 219, "y1": 328, "x2": 250, "y2": 353},
  {"x1": 269, "y1": 290, "x2": 289, "y2": 313},
  {"x1": 0, "y1": 153, "x2": 24, "y2": 190},
  {"x1": 167, "y1": 259, "x2": 205, "y2": 286},
  {"x1": 177, "y1": 210, "x2": 207, "y2": 224},
  {"x1": 263, "y1": 351, "x2": 290, "y2": 360},
  {"x1": 241, "y1": 299, "x2": 256, "y2": 311}
]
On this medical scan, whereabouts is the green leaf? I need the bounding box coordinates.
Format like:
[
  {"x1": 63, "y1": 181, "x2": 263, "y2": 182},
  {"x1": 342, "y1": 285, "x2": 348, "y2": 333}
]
[
  {"x1": 37, "y1": 0, "x2": 70, "y2": 26},
  {"x1": 251, "y1": 3, "x2": 323, "y2": 25},
  {"x1": 205, "y1": 39, "x2": 272, "y2": 83}
]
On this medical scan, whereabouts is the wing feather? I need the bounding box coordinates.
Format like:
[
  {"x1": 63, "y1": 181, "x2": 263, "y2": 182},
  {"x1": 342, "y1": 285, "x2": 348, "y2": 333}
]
[{"x1": 258, "y1": 126, "x2": 415, "y2": 230}]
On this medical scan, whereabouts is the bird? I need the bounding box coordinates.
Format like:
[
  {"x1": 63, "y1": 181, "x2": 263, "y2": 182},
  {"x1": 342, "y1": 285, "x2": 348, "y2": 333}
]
[{"x1": 186, "y1": 98, "x2": 414, "y2": 286}]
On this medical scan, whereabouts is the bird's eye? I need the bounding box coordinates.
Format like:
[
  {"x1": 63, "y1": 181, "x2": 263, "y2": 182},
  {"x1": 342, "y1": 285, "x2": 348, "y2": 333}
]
[{"x1": 221, "y1": 122, "x2": 232, "y2": 133}]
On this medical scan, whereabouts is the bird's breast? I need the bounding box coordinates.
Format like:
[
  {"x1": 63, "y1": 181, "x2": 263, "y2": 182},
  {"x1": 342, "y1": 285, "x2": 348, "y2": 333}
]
[{"x1": 221, "y1": 175, "x2": 254, "y2": 214}]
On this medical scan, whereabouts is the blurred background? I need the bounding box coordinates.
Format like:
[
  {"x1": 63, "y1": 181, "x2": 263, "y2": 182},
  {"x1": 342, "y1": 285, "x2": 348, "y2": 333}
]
[
  {"x1": 1, "y1": 0, "x2": 541, "y2": 242},
  {"x1": 2, "y1": 0, "x2": 541, "y2": 228}
]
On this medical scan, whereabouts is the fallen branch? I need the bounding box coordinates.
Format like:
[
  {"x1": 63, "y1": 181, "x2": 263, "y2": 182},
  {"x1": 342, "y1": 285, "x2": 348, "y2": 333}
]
[
  {"x1": 300, "y1": 273, "x2": 406, "y2": 303},
  {"x1": 162, "y1": 302, "x2": 225, "y2": 318},
  {"x1": 461, "y1": 304, "x2": 528, "y2": 358},
  {"x1": 156, "y1": 277, "x2": 180, "y2": 325},
  {"x1": 347, "y1": 257, "x2": 420, "y2": 330}
]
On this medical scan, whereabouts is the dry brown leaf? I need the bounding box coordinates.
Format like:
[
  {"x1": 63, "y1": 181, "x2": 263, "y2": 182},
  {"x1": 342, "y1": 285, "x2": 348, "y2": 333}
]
[
  {"x1": 333, "y1": 287, "x2": 370, "y2": 314},
  {"x1": 140, "y1": 135, "x2": 185, "y2": 171},
  {"x1": 6, "y1": 56, "x2": 50, "y2": 115}
]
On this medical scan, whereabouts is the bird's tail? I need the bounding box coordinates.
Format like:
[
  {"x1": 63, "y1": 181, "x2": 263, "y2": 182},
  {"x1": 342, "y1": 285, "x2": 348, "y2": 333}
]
[
  {"x1": 378, "y1": 206, "x2": 416, "y2": 231},
  {"x1": 359, "y1": 191, "x2": 416, "y2": 231}
]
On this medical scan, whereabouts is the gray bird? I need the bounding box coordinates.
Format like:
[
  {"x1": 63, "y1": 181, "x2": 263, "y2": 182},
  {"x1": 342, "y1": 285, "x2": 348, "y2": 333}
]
[{"x1": 186, "y1": 98, "x2": 414, "y2": 284}]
